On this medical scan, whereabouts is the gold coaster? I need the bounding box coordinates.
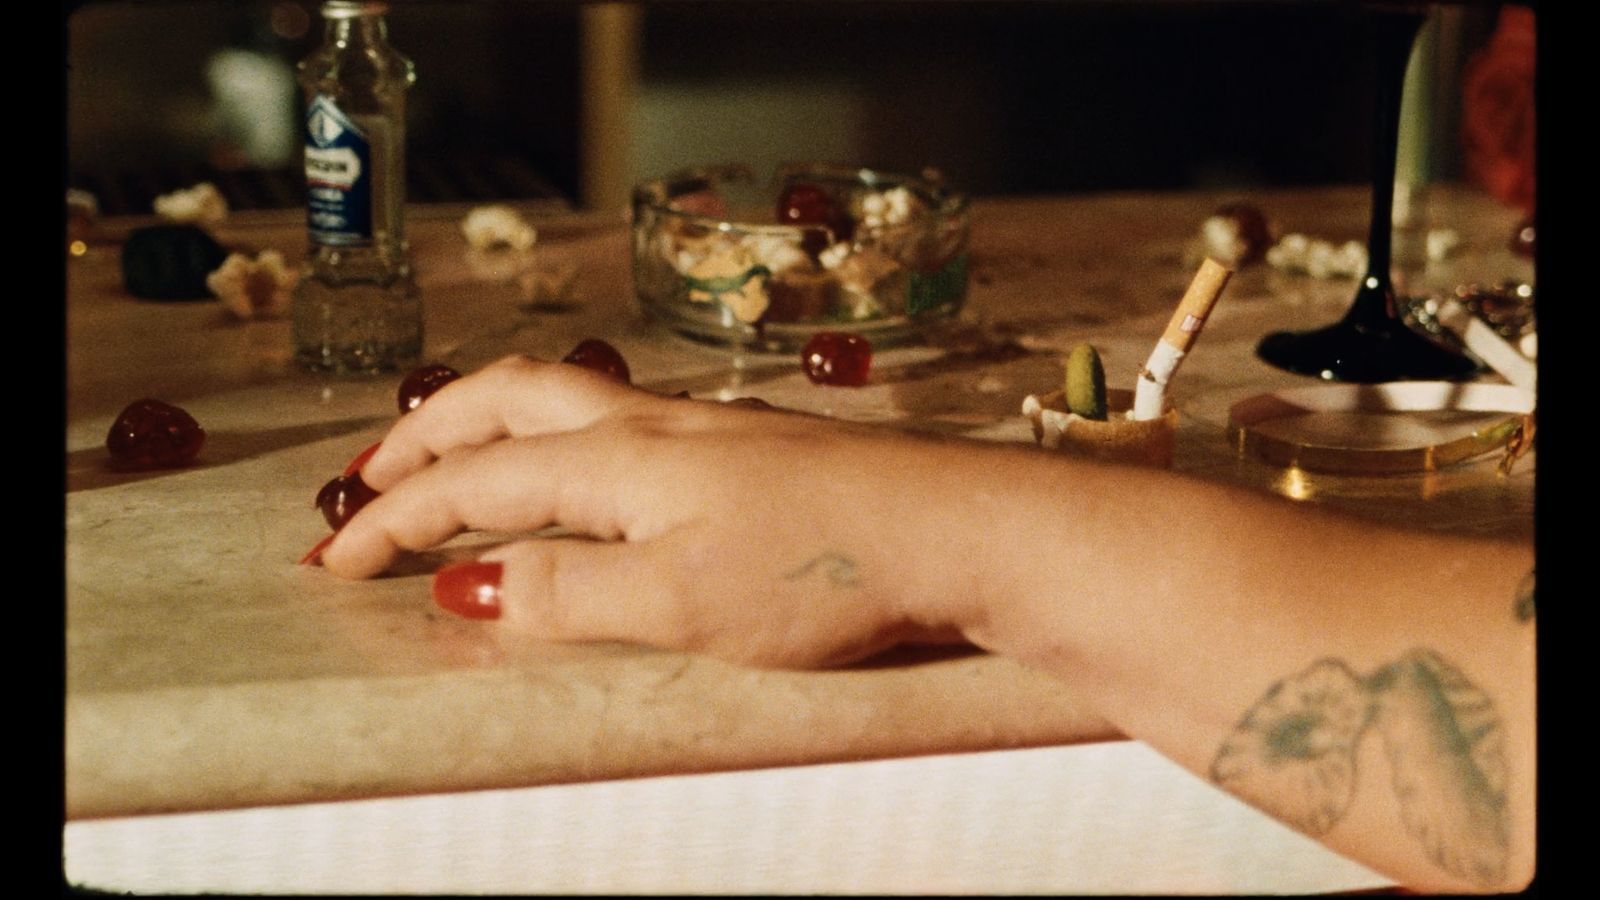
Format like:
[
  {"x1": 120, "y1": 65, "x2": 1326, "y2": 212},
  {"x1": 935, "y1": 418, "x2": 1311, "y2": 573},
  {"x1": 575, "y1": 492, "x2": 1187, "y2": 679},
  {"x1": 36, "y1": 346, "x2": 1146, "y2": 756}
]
[{"x1": 1227, "y1": 381, "x2": 1534, "y2": 475}]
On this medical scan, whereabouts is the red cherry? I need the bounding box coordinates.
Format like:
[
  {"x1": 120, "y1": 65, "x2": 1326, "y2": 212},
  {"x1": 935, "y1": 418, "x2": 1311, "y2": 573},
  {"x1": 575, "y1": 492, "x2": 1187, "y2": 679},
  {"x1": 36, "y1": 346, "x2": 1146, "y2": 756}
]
[
  {"x1": 397, "y1": 364, "x2": 462, "y2": 414},
  {"x1": 672, "y1": 188, "x2": 729, "y2": 220},
  {"x1": 800, "y1": 332, "x2": 872, "y2": 387},
  {"x1": 315, "y1": 472, "x2": 379, "y2": 530},
  {"x1": 562, "y1": 338, "x2": 631, "y2": 384},
  {"x1": 105, "y1": 399, "x2": 205, "y2": 470},
  {"x1": 777, "y1": 182, "x2": 854, "y2": 257},
  {"x1": 1213, "y1": 202, "x2": 1274, "y2": 266}
]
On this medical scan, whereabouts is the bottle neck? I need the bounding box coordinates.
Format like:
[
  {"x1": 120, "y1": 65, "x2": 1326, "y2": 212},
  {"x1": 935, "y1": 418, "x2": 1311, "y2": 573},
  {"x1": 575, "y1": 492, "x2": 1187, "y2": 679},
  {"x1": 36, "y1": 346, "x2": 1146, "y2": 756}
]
[{"x1": 324, "y1": 14, "x2": 389, "y2": 52}]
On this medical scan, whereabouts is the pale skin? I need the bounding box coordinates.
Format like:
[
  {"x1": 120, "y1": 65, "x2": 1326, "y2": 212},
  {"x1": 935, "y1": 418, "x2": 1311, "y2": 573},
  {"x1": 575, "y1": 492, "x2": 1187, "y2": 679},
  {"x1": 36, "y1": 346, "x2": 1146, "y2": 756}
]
[{"x1": 322, "y1": 355, "x2": 1535, "y2": 892}]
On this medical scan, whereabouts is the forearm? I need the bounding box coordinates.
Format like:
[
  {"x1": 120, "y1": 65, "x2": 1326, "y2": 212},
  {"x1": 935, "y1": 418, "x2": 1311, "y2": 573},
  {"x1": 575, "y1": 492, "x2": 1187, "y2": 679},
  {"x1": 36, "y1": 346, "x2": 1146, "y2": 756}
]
[
  {"x1": 926, "y1": 446, "x2": 1535, "y2": 892},
  {"x1": 321, "y1": 363, "x2": 1534, "y2": 891}
]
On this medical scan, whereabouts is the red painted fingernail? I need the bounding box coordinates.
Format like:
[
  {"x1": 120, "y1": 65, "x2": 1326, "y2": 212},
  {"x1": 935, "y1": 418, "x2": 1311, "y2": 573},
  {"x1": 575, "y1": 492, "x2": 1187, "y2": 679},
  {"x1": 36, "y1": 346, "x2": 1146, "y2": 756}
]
[
  {"x1": 433, "y1": 561, "x2": 503, "y2": 620},
  {"x1": 299, "y1": 533, "x2": 336, "y2": 567},
  {"x1": 342, "y1": 441, "x2": 382, "y2": 477}
]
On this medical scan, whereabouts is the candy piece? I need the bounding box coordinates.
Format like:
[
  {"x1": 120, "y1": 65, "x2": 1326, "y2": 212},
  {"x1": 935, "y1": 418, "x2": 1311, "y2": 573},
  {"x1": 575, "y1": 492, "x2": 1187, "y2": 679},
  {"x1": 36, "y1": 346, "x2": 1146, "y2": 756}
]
[
  {"x1": 672, "y1": 188, "x2": 729, "y2": 219},
  {"x1": 822, "y1": 245, "x2": 905, "y2": 319},
  {"x1": 106, "y1": 399, "x2": 205, "y2": 470},
  {"x1": 397, "y1": 364, "x2": 462, "y2": 414},
  {"x1": 315, "y1": 472, "x2": 379, "y2": 530},
  {"x1": 516, "y1": 261, "x2": 579, "y2": 305},
  {"x1": 763, "y1": 266, "x2": 839, "y2": 323},
  {"x1": 777, "y1": 182, "x2": 854, "y2": 257},
  {"x1": 122, "y1": 225, "x2": 231, "y2": 300},
  {"x1": 801, "y1": 331, "x2": 871, "y2": 387},
  {"x1": 1201, "y1": 203, "x2": 1274, "y2": 268},
  {"x1": 1064, "y1": 343, "x2": 1108, "y2": 421},
  {"x1": 685, "y1": 245, "x2": 771, "y2": 323},
  {"x1": 1425, "y1": 229, "x2": 1462, "y2": 263},
  {"x1": 738, "y1": 233, "x2": 811, "y2": 275},
  {"x1": 206, "y1": 250, "x2": 299, "y2": 320},
  {"x1": 563, "y1": 338, "x2": 631, "y2": 383},
  {"x1": 857, "y1": 186, "x2": 921, "y2": 231},
  {"x1": 1266, "y1": 233, "x2": 1367, "y2": 280},
  {"x1": 460, "y1": 205, "x2": 536, "y2": 251},
  {"x1": 154, "y1": 182, "x2": 229, "y2": 226}
]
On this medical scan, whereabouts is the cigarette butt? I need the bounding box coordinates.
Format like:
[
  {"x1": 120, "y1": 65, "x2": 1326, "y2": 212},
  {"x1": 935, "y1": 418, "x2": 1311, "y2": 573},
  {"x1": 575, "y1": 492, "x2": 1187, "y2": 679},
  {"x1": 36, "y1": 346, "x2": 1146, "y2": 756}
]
[
  {"x1": 1159, "y1": 258, "x2": 1233, "y2": 353},
  {"x1": 1131, "y1": 258, "x2": 1234, "y2": 421}
]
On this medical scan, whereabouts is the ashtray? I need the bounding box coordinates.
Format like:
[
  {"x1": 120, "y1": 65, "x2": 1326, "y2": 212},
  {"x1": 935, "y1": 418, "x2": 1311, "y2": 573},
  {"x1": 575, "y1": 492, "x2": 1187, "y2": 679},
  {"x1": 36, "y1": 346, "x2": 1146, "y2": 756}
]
[
  {"x1": 1022, "y1": 388, "x2": 1178, "y2": 469},
  {"x1": 631, "y1": 162, "x2": 971, "y2": 352}
]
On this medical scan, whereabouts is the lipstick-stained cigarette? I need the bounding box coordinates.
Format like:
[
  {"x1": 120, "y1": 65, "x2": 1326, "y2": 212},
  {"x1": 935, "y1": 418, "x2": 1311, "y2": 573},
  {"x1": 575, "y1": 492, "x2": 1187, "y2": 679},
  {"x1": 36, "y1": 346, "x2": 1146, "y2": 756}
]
[{"x1": 1132, "y1": 258, "x2": 1233, "y2": 421}]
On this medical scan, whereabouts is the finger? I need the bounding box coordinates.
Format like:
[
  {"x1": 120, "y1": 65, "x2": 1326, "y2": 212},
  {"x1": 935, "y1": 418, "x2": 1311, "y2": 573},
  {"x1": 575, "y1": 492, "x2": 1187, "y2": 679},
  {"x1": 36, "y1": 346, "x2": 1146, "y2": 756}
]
[
  {"x1": 457, "y1": 537, "x2": 685, "y2": 646},
  {"x1": 474, "y1": 533, "x2": 915, "y2": 668},
  {"x1": 323, "y1": 432, "x2": 638, "y2": 579},
  {"x1": 360, "y1": 355, "x2": 655, "y2": 491}
]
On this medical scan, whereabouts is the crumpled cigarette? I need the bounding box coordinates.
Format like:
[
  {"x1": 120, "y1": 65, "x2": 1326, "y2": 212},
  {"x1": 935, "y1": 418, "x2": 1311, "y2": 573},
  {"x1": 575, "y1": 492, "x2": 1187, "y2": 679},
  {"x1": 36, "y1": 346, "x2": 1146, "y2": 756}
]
[
  {"x1": 460, "y1": 205, "x2": 537, "y2": 251},
  {"x1": 206, "y1": 250, "x2": 299, "y2": 320},
  {"x1": 155, "y1": 182, "x2": 229, "y2": 226}
]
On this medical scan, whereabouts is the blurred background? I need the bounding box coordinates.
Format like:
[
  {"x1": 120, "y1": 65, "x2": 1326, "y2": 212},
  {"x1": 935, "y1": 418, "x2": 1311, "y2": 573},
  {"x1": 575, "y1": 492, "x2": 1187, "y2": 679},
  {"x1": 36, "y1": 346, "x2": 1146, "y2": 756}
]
[{"x1": 65, "y1": 0, "x2": 1506, "y2": 216}]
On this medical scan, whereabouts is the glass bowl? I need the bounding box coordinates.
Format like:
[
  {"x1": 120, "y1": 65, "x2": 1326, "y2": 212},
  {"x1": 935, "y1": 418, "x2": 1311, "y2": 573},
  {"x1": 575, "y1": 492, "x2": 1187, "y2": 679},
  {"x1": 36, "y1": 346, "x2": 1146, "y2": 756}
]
[{"x1": 631, "y1": 162, "x2": 971, "y2": 352}]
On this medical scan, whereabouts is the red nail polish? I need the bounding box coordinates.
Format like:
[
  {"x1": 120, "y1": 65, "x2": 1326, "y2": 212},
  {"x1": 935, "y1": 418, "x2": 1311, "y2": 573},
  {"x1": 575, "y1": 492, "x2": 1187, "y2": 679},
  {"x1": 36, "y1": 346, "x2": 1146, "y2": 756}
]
[
  {"x1": 433, "y1": 561, "x2": 503, "y2": 620},
  {"x1": 342, "y1": 441, "x2": 382, "y2": 477},
  {"x1": 299, "y1": 533, "x2": 336, "y2": 566}
]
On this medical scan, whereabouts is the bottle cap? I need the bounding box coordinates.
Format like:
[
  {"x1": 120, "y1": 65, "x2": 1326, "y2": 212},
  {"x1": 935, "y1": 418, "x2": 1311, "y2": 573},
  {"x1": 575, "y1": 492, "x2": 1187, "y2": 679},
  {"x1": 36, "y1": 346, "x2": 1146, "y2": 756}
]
[{"x1": 322, "y1": 1, "x2": 388, "y2": 19}]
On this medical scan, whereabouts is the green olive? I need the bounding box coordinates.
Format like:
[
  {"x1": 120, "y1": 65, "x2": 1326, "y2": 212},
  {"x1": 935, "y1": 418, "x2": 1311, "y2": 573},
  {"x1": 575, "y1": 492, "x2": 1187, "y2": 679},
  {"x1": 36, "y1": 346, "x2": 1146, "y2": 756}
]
[{"x1": 1064, "y1": 343, "x2": 1108, "y2": 420}]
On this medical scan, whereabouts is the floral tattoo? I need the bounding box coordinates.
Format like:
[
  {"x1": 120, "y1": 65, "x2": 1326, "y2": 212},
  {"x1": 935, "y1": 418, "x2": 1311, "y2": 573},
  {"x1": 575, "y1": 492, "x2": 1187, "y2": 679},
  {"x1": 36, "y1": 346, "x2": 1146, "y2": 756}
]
[{"x1": 1212, "y1": 649, "x2": 1509, "y2": 886}]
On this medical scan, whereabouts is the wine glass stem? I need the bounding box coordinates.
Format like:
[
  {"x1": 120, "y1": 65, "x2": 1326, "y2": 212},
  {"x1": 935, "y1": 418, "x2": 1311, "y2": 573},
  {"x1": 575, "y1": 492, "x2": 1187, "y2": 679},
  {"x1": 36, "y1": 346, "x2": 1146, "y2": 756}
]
[{"x1": 1352, "y1": 7, "x2": 1426, "y2": 328}]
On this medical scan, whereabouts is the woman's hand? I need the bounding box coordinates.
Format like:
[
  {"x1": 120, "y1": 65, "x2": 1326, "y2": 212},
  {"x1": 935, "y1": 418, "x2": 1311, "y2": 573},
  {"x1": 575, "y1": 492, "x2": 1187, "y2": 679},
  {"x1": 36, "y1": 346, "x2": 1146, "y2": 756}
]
[
  {"x1": 316, "y1": 353, "x2": 1535, "y2": 891},
  {"x1": 321, "y1": 354, "x2": 978, "y2": 668}
]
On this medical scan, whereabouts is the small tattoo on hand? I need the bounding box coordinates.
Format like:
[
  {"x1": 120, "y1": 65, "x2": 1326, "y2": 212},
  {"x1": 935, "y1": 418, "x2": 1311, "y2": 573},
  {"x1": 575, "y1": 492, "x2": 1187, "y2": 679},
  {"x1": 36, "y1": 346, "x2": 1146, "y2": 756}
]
[{"x1": 783, "y1": 552, "x2": 860, "y2": 588}]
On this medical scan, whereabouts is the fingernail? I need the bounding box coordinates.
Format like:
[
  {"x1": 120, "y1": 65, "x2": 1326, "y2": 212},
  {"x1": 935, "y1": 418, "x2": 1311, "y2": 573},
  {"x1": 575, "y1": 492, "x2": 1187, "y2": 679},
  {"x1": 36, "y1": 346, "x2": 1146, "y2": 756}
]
[
  {"x1": 299, "y1": 533, "x2": 336, "y2": 567},
  {"x1": 433, "y1": 561, "x2": 503, "y2": 620},
  {"x1": 342, "y1": 441, "x2": 382, "y2": 477}
]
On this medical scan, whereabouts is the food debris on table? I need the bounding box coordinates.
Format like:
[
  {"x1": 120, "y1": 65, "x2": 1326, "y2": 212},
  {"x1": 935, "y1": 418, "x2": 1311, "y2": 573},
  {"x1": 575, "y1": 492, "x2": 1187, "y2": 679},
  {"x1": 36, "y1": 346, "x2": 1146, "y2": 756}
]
[
  {"x1": 517, "y1": 261, "x2": 579, "y2": 305},
  {"x1": 1265, "y1": 233, "x2": 1367, "y2": 279},
  {"x1": 154, "y1": 182, "x2": 229, "y2": 226},
  {"x1": 1199, "y1": 203, "x2": 1274, "y2": 268},
  {"x1": 207, "y1": 250, "x2": 300, "y2": 320},
  {"x1": 460, "y1": 204, "x2": 537, "y2": 252}
]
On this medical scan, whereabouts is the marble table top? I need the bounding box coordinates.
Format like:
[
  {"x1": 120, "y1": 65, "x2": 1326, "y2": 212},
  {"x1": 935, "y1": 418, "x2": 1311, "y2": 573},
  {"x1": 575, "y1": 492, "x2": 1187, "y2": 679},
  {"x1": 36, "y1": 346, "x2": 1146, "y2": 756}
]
[{"x1": 65, "y1": 186, "x2": 1533, "y2": 819}]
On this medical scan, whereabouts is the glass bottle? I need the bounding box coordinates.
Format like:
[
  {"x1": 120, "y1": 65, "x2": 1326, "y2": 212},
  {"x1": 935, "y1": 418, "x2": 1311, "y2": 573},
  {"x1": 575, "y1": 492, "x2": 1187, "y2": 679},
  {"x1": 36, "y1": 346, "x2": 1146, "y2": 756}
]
[{"x1": 292, "y1": 0, "x2": 420, "y2": 374}]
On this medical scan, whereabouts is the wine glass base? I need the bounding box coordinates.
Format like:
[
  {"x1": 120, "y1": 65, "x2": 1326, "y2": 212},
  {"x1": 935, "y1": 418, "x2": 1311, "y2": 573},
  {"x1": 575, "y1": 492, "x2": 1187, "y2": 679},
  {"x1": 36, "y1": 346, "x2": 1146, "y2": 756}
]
[{"x1": 1257, "y1": 318, "x2": 1480, "y2": 383}]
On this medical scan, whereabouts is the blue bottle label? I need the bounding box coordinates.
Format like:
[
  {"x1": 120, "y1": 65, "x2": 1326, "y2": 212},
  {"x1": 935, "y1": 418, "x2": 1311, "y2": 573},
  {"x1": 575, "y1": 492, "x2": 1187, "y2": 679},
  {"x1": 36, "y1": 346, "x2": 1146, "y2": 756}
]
[{"x1": 304, "y1": 95, "x2": 372, "y2": 244}]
